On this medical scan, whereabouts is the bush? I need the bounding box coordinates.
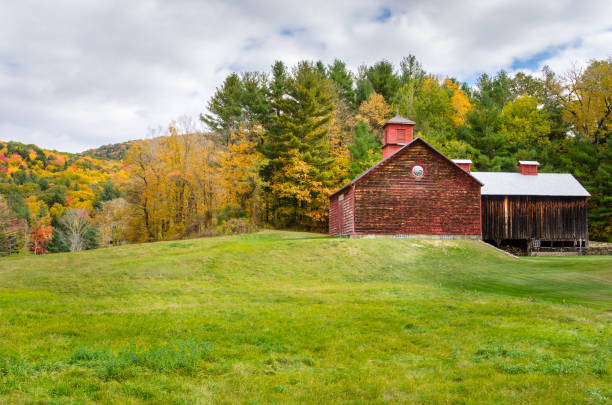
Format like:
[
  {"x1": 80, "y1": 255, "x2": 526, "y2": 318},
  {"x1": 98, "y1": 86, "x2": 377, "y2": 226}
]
[
  {"x1": 215, "y1": 205, "x2": 246, "y2": 224},
  {"x1": 219, "y1": 218, "x2": 257, "y2": 235}
]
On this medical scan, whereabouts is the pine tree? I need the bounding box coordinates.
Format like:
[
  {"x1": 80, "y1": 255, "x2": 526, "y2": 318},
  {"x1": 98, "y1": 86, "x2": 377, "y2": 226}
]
[
  {"x1": 457, "y1": 97, "x2": 514, "y2": 171},
  {"x1": 366, "y1": 60, "x2": 401, "y2": 104},
  {"x1": 348, "y1": 122, "x2": 381, "y2": 177},
  {"x1": 263, "y1": 61, "x2": 336, "y2": 229},
  {"x1": 200, "y1": 73, "x2": 243, "y2": 145},
  {"x1": 328, "y1": 59, "x2": 355, "y2": 108},
  {"x1": 355, "y1": 78, "x2": 375, "y2": 106},
  {"x1": 562, "y1": 138, "x2": 612, "y2": 241}
]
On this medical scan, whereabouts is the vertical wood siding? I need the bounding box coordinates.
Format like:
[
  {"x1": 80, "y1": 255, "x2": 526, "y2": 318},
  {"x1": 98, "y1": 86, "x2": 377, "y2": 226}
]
[
  {"x1": 329, "y1": 186, "x2": 354, "y2": 236},
  {"x1": 353, "y1": 142, "x2": 481, "y2": 235},
  {"x1": 481, "y1": 195, "x2": 588, "y2": 241}
]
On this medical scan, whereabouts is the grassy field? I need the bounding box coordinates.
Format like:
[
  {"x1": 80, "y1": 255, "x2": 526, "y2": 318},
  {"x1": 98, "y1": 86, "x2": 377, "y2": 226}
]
[{"x1": 0, "y1": 231, "x2": 610, "y2": 404}]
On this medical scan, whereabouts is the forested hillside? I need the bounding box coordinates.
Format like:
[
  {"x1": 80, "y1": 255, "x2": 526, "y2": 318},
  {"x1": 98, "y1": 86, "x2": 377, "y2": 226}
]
[
  {"x1": 0, "y1": 141, "x2": 128, "y2": 255},
  {"x1": 80, "y1": 141, "x2": 135, "y2": 161},
  {"x1": 1, "y1": 56, "x2": 611, "y2": 256}
]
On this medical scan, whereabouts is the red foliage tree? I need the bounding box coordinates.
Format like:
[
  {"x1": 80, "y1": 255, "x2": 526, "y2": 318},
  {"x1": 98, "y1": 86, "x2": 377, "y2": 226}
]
[{"x1": 31, "y1": 225, "x2": 52, "y2": 255}]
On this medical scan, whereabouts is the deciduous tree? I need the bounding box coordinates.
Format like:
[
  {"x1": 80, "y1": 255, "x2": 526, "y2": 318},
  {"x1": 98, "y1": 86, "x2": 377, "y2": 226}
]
[{"x1": 501, "y1": 95, "x2": 551, "y2": 148}]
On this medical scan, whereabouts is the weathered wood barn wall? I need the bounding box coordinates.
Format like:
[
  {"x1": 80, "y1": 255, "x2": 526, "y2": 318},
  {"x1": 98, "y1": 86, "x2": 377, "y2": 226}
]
[
  {"x1": 472, "y1": 165, "x2": 591, "y2": 251},
  {"x1": 480, "y1": 196, "x2": 588, "y2": 243},
  {"x1": 329, "y1": 186, "x2": 354, "y2": 236},
  {"x1": 329, "y1": 136, "x2": 482, "y2": 237},
  {"x1": 352, "y1": 140, "x2": 481, "y2": 236}
]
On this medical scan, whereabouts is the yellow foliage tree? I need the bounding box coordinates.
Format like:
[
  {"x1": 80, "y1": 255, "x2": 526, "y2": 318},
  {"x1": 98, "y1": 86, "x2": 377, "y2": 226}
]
[
  {"x1": 219, "y1": 127, "x2": 267, "y2": 223},
  {"x1": 355, "y1": 92, "x2": 393, "y2": 133},
  {"x1": 326, "y1": 99, "x2": 352, "y2": 187},
  {"x1": 95, "y1": 198, "x2": 130, "y2": 247},
  {"x1": 500, "y1": 95, "x2": 551, "y2": 147},
  {"x1": 124, "y1": 124, "x2": 221, "y2": 241},
  {"x1": 554, "y1": 60, "x2": 612, "y2": 148},
  {"x1": 444, "y1": 78, "x2": 473, "y2": 127}
]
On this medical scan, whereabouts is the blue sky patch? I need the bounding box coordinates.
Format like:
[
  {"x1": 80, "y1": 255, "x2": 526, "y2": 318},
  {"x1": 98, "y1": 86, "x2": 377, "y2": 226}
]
[
  {"x1": 510, "y1": 49, "x2": 556, "y2": 71},
  {"x1": 510, "y1": 40, "x2": 579, "y2": 71},
  {"x1": 242, "y1": 37, "x2": 265, "y2": 51},
  {"x1": 280, "y1": 27, "x2": 306, "y2": 37},
  {"x1": 374, "y1": 7, "x2": 392, "y2": 22},
  {"x1": 1, "y1": 59, "x2": 21, "y2": 73}
]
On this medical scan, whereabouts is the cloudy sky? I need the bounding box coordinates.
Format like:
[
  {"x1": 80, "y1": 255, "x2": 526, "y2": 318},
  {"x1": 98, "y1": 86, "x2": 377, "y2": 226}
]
[{"x1": 1, "y1": 0, "x2": 611, "y2": 153}]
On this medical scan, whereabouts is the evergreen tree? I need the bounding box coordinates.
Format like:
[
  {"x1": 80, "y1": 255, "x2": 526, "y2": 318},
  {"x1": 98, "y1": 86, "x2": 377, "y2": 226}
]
[
  {"x1": 201, "y1": 73, "x2": 243, "y2": 145},
  {"x1": 268, "y1": 61, "x2": 289, "y2": 119},
  {"x1": 457, "y1": 97, "x2": 514, "y2": 171},
  {"x1": 328, "y1": 59, "x2": 355, "y2": 108},
  {"x1": 355, "y1": 78, "x2": 375, "y2": 106},
  {"x1": 539, "y1": 66, "x2": 571, "y2": 141},
  {"x1": 202, "y1": 72, "x2": 270, "y2": 146},
  {"x1": 239, "y1": 71, "x2": 270, "y2": 132},
  {"x1": 474, "y1": 71, "x2": 513, "y2": 109},
  {"x1": 93, "y1": 182, "x2": 121, "y2": 209},
  {"x1": 263, "y1": 61, "x2": 336, "y2": 229},
  {"x1": 366, "y1": 60, "x2": 401, "y2": 104},
  {"x1": 315, "y1": 60, "x2": 327, "y2": 77},
  {"x1": 47, "y1": 227, "x2": 69, "y2": 253},
  {"x1": 399, "y1": 55, "x2": 426, "y2": 86},
  {"x1": 348, "y1": 122, "x2": 381, "y2": 177},
  {"x1": 562, "y1": 138, "x2": 612, "y2": 241}
]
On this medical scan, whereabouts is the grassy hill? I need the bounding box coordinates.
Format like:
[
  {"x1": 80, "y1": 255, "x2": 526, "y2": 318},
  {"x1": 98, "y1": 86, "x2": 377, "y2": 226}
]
[{"x1": 0, "y1": 232, "x2": 610, "y2": 404}]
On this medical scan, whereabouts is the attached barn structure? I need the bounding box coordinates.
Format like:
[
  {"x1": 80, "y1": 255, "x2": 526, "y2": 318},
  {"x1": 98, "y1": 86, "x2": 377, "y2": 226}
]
[
  {"x1": 472, "y1": 163, "x2": 590, "y2": 252},
  {"x1": 329, "y1": 115, "x2": 590, "y2": 253}
]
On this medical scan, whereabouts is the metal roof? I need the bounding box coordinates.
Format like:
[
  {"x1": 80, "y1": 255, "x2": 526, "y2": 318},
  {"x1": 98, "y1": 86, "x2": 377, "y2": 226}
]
[
  {"x1": 471, "y1": 172, "x2": 590, "y2": 197},
  {"x1": 518, "y1": 160, "x2": 540, "y2": 165},
  {"x1": 452, "y1": 159, "x2": 472, "y2": 164},
  {"x1": 384, "y1": 115, "x2": 416, "y2": 125}
]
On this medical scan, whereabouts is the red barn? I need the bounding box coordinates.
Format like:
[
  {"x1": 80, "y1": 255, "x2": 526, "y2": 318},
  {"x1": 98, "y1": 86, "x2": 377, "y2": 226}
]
[{"x1": 329, "y1": 116, "x2": 483, "y2": 238}]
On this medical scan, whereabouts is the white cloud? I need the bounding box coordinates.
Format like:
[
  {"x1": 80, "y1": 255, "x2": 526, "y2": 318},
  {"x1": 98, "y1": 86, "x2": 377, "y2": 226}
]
[{"x1": 0, "y1": 0, "x2": 610, "y2": 152}]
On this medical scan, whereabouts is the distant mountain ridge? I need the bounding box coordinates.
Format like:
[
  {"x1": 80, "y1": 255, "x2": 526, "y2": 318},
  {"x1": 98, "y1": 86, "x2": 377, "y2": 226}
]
[{"x1": 80, "y1": 140, "x2": 137, "y2": 161}]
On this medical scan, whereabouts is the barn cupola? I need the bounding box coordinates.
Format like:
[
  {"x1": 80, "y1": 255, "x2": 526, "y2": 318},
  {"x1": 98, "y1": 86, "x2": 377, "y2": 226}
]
[
  {"x1": 518, "y1": 160, "x2": 539, "y2": 175},
  {"x1": 382, "y1": 115, "x2": 416, "y2": 159}
]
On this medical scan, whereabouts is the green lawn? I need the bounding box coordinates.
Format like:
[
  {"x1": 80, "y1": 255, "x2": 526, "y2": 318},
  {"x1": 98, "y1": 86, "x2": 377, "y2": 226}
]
[{"x1": 0, "y1": 231, "x2": 610, "y2": 404}]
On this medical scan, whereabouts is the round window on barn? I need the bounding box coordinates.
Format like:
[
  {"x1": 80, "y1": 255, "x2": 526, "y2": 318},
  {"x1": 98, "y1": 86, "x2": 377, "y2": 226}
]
[{"x1": 412, "y1": 165, "x2": 424, "y2": 177}]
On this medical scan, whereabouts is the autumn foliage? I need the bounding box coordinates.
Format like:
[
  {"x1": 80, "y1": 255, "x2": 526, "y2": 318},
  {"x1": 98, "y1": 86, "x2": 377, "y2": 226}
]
[{"x1": 1, "y1": 56, "x2": 611, "y2": 254}]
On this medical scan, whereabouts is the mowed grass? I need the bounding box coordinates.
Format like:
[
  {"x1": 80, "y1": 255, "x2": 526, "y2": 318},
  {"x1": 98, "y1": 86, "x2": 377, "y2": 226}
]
[{"x1": 0, "y1": 231, "x2": 610, "y2": 404}]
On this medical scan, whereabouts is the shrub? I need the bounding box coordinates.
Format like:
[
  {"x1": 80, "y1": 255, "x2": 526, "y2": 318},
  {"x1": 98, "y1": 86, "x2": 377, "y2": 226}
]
[{"x1": 219, "y1": 218, "x2": 257, "y2": 235}]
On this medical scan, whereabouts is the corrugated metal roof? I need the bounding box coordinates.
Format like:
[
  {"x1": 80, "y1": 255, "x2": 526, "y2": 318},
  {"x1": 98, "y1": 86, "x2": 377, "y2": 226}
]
[
  {"x1": 384, "y1": 115, "x2": 416, "y2": 125},
  {"x1": 471, "y1": 172, "x2": 590, "y2": 197}
]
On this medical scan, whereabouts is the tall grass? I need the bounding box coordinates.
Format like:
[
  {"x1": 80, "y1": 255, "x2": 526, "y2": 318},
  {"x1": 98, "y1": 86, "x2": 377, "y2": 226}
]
[{"x1": 69, "y1": 340, "x2": 213, "y2": 379}]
